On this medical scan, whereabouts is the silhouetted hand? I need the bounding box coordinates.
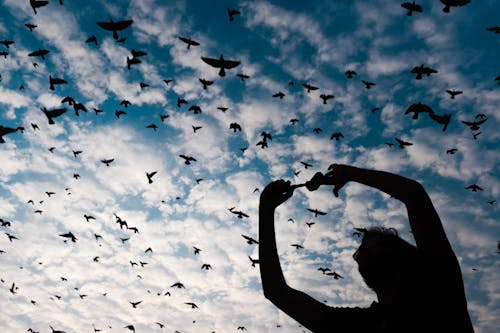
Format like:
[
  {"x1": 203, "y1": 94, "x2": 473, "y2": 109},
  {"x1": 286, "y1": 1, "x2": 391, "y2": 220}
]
[
  {"x1": 260, "y1": 180, "x2": 294, "y2": 209},
  {"x1": 326, "y1": 164, "x2": 350, "y2": 197}
]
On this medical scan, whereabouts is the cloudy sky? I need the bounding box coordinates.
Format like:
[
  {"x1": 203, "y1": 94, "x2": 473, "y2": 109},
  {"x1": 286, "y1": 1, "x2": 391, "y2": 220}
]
[{"x1": 0, "y1": 0, "x2": 499, "y2": 332}]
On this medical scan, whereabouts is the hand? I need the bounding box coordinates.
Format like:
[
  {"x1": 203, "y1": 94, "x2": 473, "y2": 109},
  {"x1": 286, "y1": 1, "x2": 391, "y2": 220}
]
[
  {"x1": 326, "y1": 164, "x2": 351, "y2": 197},
  {"x1": 260, "y1": 179, "x2": 295, "y2": 209},
  {"x1": 305, "y1": 172, "x2": 327, "y2": 192}
]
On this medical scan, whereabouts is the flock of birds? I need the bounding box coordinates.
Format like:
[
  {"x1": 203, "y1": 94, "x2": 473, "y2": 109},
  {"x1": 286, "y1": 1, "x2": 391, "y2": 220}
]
[{"x1": 0, "y1": 1, "x2": 498, "y2": 332}]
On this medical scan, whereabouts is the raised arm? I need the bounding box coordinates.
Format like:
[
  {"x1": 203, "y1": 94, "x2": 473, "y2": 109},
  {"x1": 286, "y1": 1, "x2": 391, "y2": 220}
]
[
  {"x1": 307, "y1": 164, "x2": 457, "y2": 262},
  {"x1": 259, "y1": 180, "x2": 377, "y2": 333}
]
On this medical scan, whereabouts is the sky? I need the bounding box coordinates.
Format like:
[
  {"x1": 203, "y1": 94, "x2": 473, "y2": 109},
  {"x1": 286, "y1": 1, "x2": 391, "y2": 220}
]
[{"x1": 0, "y1": 0, "x2": 499, "y2": 332}]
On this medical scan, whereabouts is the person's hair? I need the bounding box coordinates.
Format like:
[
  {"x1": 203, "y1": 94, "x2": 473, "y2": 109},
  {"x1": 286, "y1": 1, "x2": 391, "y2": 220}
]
[{"x1": 353, "y1": 227, "x2": 420, "y2": 291}]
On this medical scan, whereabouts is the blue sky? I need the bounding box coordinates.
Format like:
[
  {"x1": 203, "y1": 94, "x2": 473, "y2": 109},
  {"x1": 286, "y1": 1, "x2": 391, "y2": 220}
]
[{"x1": 0, "y1": 0, "x2": 499, "y2": 332}]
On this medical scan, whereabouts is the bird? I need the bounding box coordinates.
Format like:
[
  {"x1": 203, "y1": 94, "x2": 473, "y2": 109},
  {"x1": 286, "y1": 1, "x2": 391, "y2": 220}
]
[
  {"x1": 177, "y1": 97, "x2": 188, "y2": 108},
  {"x1": 236, "y1": 73, "x2": 250, "y2": 81},
  {"x1": 115, "y1": 110, "x2": 127, "y2": 118},
  {"x1": 313, "y1": 127, "x2": 322, "y2": 134},
  {"x1": 178, "y1": 36, "x2": 200, "y2": 49},
  {"x1": 129, "y1": 301, "x2": 142, "y2": 308},
  {"x1": 306, "y1": 222, "x2": 315, "y2": 228},
  {"x1": 326, "y1": 271, "x2": 344, "y2": 279},
  {"x1": 28, "y1": 48, "x2": 50, "y2": 60},
  {"x1": 73, "y1": 102, "x2": 88, "y2": 116},
  {"x1": 0, "y1": 125, "x2": 24, "y2": 143},
  {"x1": 404, "y1": 102, "x2": 434, "y2": 120},
  {"x1": 170, "y1": 282, "x2": 185, "y2": 288},
  {"x1": 248, "y1": 256, "x2": 259, "y2": 267},
  {"x1": 96, "y1": 18, "x2": 134, "y2": 39},
  {"x1": 126, "y1": 56, "x2": 141, "y2": 69},
  {"x1": 307, "y1": 208, "x2": 327, "y2": 217},
  {"x1": 189, "y1": 105, "x2": 202, "y2": 114},
  {"x1": 201, "y1": 55, "x2": 240, "y2": 77},
  {"x1": 5, "y1": 233, "x2": 18, "y2": 242},
  {"x1": 302, "y1": 83, "x2": 319, "y2": 93},
  {"x1": 59, "y1": 232, "x2": 77, "y2": 243},
  {"x1": 446, "y1": 148, "x2": 458, "y2": 154},
  {"x1": 185, "y1": 302, "x2": 198, "y2": 309},
  {"x1": 291, "y1": 243, "x2": 304, "y2": 250},
  {"x1": 146, "y1": 124, "x2": 158, "y2": 131},
  {"x1": 272, "y1": 91, "x2": 285, "y2": 99},
  {"x1": 49, "y1": 75, "x2": 68, "y2": 91},
  {"x1": 120, "y1": 99, "x2": 131, "y2": 107},
  {"x1": 139, "y1": 82, "x2": 150, "y2": 90},
  {"x1": 179, "y1": 155, "x2": 197, "y2": 165},
  {"x1": 446, "y1": 89, "x2": 463, "y2": 99},
  {"x1": 85, "y1": 35, "x2": 98, "y2": 45},
  {"x1": 146, "y1": 171, "x2": 157, "y2": 184},
  {"x1": 25, "y1": 23, "x2": 38, "y2": 32},
  {"x1": 93, "y1": 108, "x2": 104, "y2": 115},
  {"x1": 241, "y1": 234, "x2": 259, "y2": 244},
  {"x1": 361, "y1": 80, "x2": 376, "y2": 89},
  {"x1": 229, "y1": 207, "x2": 249, "y2": 218},
  {"x1": 230, "y1": 123, "x2": 242, "y2": 132},
  {"x1": 192, "y1": 125, "x2": 202, "y2": 133},
  {"x1": 124, "y1": 325, "x2": 136, "y2": 333},
  {"x1": 290, "y1": 118, "x2": 299, "y2": 125},
  {"x1": 29, "y1": 0, "x2": 49, "y2": 15},
  {"x1": 486, "y1": 26, "x2": 500, "y2": 34},
  {"x1": 440, "y1": 0, "x2": 471, "y2": 13},
  {"x1": 429, "y1": 113, "x2": 452, "y2": 132},
  {"x1": 193, "y1": 247, "x2": 201, "y2": 255},
  {"x1": 0, "y1": 40, "x2": 14, "y2": 48},
  {"x1": 401, "y1": 1, "x2": 423, "y2": 16},
  {"x1": 465, "y1": 184, "x2": 483, "y2": 192},
  {"x1": 218, "y1": 106, "x2": 228, "y2": 112},
  {"x1": 319, "y1": 94, "x2": 334, "y2": 104},
  {"x1": 101, "y1": 158, "x2": 114, "y2": 166},
  {"x1": 345, "y1": 70, "x2": 357, "y2": 78},
  {"x1": 163, "y1": 79, "x2": 173, "y2": 86},
  {"x1": 201, "y1": 263, "x2": 212, "y2": 270},
  {"x1": 131, "y1": 49, "x2": 147, "y2": 58},
  {"x1": 462, "y1": 118, "x2": 487, "y2": 131},
  {"x1": 228, "y1": 8, "x2": 241, "y2": 21},
  {"x1": 330, "y1": 132, "x2": 344, "y2": 141},
  {"x1": 395, "y1": 138, "x2": 413, "y2": 148},
  {"x1": 0, "y1": 50, "x2": 8, "y2": 59},
  {"x1": 301, "y1": 161, "x2": 313, "y2": 169},
  {"x1": 318, "y1": 267, "x2": 331, "y2": 274},
  {"x1": 199, "y1": 78, "x2": 214, "y2": 90},
  {"x1": 83, "y1": 215, "x2": 96, "y2": 222},
  {"x1": 411, "y1": 64, "x2": 438, "y2": 80}
]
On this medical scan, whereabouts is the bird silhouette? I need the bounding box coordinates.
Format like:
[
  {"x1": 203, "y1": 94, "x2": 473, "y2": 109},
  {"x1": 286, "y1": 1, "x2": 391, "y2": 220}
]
[
  {"x1": 179, "y1": 155, "x2": 197, "y2": 165},
  {"x1": 290, "y1": 118, "x2": 299, "y2": 125},
  {"x1": 319, "y1": 94, "x2": 334, "y2": 104},
  {"x1": 446, "y1": 148, "x2": 458, "y2": 154},
  {"x1": 301, "y1": 161, "x2": 313, "y2": 169},
  {"x1": 115, "y1": 110, "x2": 127, "y2": 118},
  {"x1": 236, "y1": 73, "x2": 250, "y2": 81},
  {"x1": 28, "y1": 48, "x2": 50, "y2": 60},
  {"x1": 178, "y1": 36, "x2": 200, "y2": 49},
  {"x1": 5, "y1": 233, "x2": 18, "y2": 242},
  {"x1": 229, "y1": 123, "x2": 241, "y2": 133},
  {"x1": 429, "y1": 113, "x2": 452, "y2": 132},
  {"x1": 395, "y1": 138, "x2": 413, "y2": 148},
  {"x1": 241, "y1": 234, "x2": 258, "y2": 244},
  {"x1": 248, "y1": 256, "x2": 259, "y2": 267},
  {"x1": 446, "y1": 89, "x2": 463, "y2": 99},
  {"x1": 0, "y1": 125, "x2": 24, "y2": 144},
  {"x1": 302, "y1": 83, "x2": 319, "y2": 93},
  {"x1": 465, "y1": 184, "x2": 483, "y2": 192},
  {"x1": 185, "y1": 302, "x2": 198, "y2": 309},
  {"x1": 73, "y1": 102, "x2": 88, "y2": 117},
  {"x1": 201, "y1": 55, "x2": 240, "y2": 77},
  {"x1": 146, "y1": 124, "x2": 158, "y2": 131},
  {"x1": 318, "y1": 267, "x2": 331, "y2": 274},
  {"x1": 49, "y1": 75, "x2": 68, "y2": 91},
  {"x1": 124, "y1": 325, "x2": 135, "y2": 333},
  {"x1": 345, "y1": 70, "x2": 357, "y2": 78},
  {"x1": 170, "y1": 282, "x2": 185, "y2": 288},
  {"x1": 307, "y1": 208, "x2": 327, "y2": 217},
  {"x1": 272, "y1": 91, "x2": 285, "y2": 99},
  {"x1": 401, "y1": 1, "x2": 423, "y2": 16},
  {"x1": 199, "y1": 78, "x2": 214, "y2": 90},
  {"x1": 101, "y1": 159, "x2": 114, "y2": 166},
  {"x1": 201, "y1": 263, "x2": 212, "y2": 270},
  {"x1": 25, "y1": 23, "x2": 38, "y2": 32},
  {"x1": 462, "y1": 118, "x2": 487, "y2": 131},
  {"x1": 59, "y1": 232, "x2": 77, "y2": 243},
  {"x1": 330, "y1": 132, "x2": 344, "y2": 141},
  {"x1": 411, "y1": 64, "x2": 438, "y2": 79},
  {"x1": 131, "y1": 49, "x2": 147, "y2": 58},
  {"x1": 192, "y1": 125, "x2": 202, "y2": 133},
  {"x1": 146, "y1": 171, "x2": 157, "y2": 184},
  {"x1": 193, "y1": 246, "x2": 201, "y2": 255},
  {"x1": 96, "y1": 18, "x2": 134, "y2": 39},
  {"x1": 404, "y1": 102, "x2": 434, "y2": 120},
  {"x1": 486, "y1": 26, "x2": 500, "y2": 34},
  {"x1": 126, "y1": 56, "x2": 141, "y2": 69},
  {"x1": 306, "y1": 222, "x2": 316, "y2": 228},
  {"x1": 0, "y1": 40, "x2": 14, "y2": 48},
  {"x1": 313, "y1": 127, "x2": 322, "y2": 134},
  {"x1": 129, "y1": 300, "x2": 142, "y2": 308},
  {"x1": 139, "y1": 82, "x2": 150, "y2": 90},
  {"x1": 29, "y1": 0, "x2": 49, "y2": 15},
  {"x1": 361, "y1": 80, "x2": 375, "y2": 89},
  {"x1": 85, "y1": 35, "x2": 98, "y2": 45},
  {"x1": 326, "y1": 271, "x2": 344, "y2": 279},
  {"x1": 189, "y1": 105, "x2": 202, "y2": 114},
  {"x1": 228, "y1": 8, "x2": 241, "y2": 21},
  {"x1": 229, "y1": 207, "x2": 249, "y2": 218},
  {"x1": 291, "y1": 243, "x2": 304, "y2": 250},
  {"x1": 440, "y1": 0, "x2": 470, "y2": 13},
  {"x1": 84, "y1": 215, "x2": 96, "y2": 222}
]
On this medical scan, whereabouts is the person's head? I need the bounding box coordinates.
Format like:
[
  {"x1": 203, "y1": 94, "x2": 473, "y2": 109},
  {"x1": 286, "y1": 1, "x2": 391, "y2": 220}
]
[{"x1": 353, "y1": 227, "x2": 420, "y2": 298}]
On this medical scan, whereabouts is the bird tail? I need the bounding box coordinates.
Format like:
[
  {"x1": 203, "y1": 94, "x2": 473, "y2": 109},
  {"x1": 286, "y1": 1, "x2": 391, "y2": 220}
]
[
  {"x1": 113, "y1": 30, "x2": 118, "y2": 40},
  {"x1": 48, "y1": 117, "x2": 55, "y2": 125},
  {"x1": 218, "y1": 68, "x2": 226, "y2": 77}
]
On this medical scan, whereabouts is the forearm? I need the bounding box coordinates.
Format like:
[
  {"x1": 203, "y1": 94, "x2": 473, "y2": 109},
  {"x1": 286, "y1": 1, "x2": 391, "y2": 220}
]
[
  {"x1": 333, "y1": 165, "x2": 422, "y2": 202},
  {"x1": 259, "y1": 202, "x2": 288, "y2": 298}
]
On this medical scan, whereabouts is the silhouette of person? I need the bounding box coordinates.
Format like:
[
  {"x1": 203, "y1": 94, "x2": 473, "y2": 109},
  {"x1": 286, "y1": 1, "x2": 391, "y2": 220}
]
[{"x1": 259, "y1": 164, "x2": 474, "y2": 332}]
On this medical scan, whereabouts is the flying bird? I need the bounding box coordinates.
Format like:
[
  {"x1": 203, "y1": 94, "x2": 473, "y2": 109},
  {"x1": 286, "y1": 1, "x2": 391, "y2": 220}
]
[
  {"x1": 25, "y1": 23, "x2": 38, "y2": 32},
  {"x1": 115, "y1": 110, "x2": 127, "y2": 118},
  {"x1": 228, "y1": 8, "x2": 241, "y2": 21},
  {"x1": 0, "y1": 40, "x2": 14, "y2": 48},
  {"x1": 96, "y1": 18, "x2": 134, "y2": 39},
  {"x1": 178, "y1": 36, "x2": 200, "y2": 49},
  {"x1": 179, "y1": 155, "x2": 197, "y2": 165},
  {"x1": 146, "y1": 171, "x2": 157, "y2": 184},
  {"x1": 404, "y1": 102, "x2": 434, "y2": 120},
  {"x1": 126, "y1": 56, "x2": 141, "y2": 69},
  {"x1": 330, "y1": 132, "x2": 344, "y2": 141},
  {"x1": 465, "y1": 184, "x2": 483, "y2": 192},
  {"x1": 28, "y1": 48, "x2": 50, "y2": 60},
  {"x1": 401, "y1": 1, "x2": 423, "y2": 16},
  {"x1": 429, "y1": 113, "x2": 452, "y2": 132},
  {"x1": 59, "y1": 232, "x2": 77, "y2": 243},
  {"x1": 326, "y1": 271, "x2": 344, "y2": 279},
  {"x1": 236, "y1": 73, "x2": 250, "y2": 81},
  {"x1": 100, "y1": 159, "x2": 114, "y2": 166},
  {"x1": 0, "y1": 125, "x2": 24, "y2": 144},
  {"x1": 241, "y1": 234, "x2": 259, "y2": 244},
  {"x1": 201, "y1": 263, "x2": 212, "y2": 270},
  {"x1": 446, "y1": 89, "x2": 463, "y2": 99},
  {"x1": 199, "y1": 78, "x2": 214, "y2": 90},
  {"x1": 462, "y1": 118, "x2": 487, "y2": 131},
  {"x1": 129, "y1": 301, "x2": 142, "y2": 308},
  {"x1": 85, "y1": 35, "x2": 98, "y2": 45},
  {"x1": 49, "y1": 75, "x2": 68, "y2": 91},
  {"x1": 345, "y1": 70, "x2": 357, "y2": 78},
  {"x1": 185, "y1": 302, "x2": 198, "y2": 309},
  {"x1": 230, "y1": 123, "x2": 242, "y2": 132},
  {"x1": 291, "y1": 243, "x2": 304, "y2": 250},
  {"x1": 229, "y1": 207, "x2": 249, "y2": 218},
  {"x1": 302, "y1": 83, "x2": 319, "y2": 93},
  {"x1": 446, "y1": 148, "x2": 458, "y2": 154},
  {"x1": 395, "y1": 138, "x2": 413, "y2": 148},
  {"x1": 201, "y1": 55, "x2": 240, "y2": 77},
  {"x1": 189, "y1": 105, "x2": 202, "y2": 114},
  {"x1": 300, "y1": 161, "x2": 313, "y2": 169},
  {"x1": 272, "y1": 91, "x2": 285, "y2": 99},
  {"x1": 411, "y1": 64, "x2": 438, "y2": 80},
  {"x1": 361, "y1": 80, "x2": 376, "y2": 89},
  {"x1": 29, "y1": 0, "x2": 49, "y2": 15},
  {"x1": 486, "y1": 26, "x2": 500, "y2": 34},
  {"x1": 307, "y1": 208, "x2": 327, "y2": 217},
  {"x1": 177, "y1": 97, "x2": 188, "y2": 108},
  {"x1": 170, "y1": 282, "x2": 185, "y2": 288},
  {"x1": 320, "y1": 94, "x2": 334, "y2": 104},
  {"x1": 440, "y1": 0, "x2": 471, "y2": 13}
]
